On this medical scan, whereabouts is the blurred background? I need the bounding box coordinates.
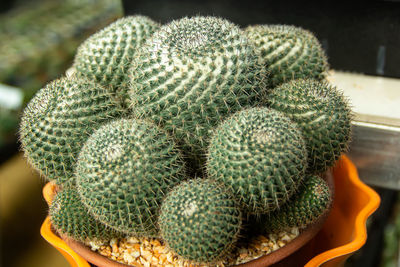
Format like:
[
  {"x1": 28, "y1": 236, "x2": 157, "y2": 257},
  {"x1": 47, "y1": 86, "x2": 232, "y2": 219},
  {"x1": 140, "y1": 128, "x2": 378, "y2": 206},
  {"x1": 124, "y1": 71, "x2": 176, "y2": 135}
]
[{"x1": 0, "y1": 0, "x2": 399, "y2": 266}]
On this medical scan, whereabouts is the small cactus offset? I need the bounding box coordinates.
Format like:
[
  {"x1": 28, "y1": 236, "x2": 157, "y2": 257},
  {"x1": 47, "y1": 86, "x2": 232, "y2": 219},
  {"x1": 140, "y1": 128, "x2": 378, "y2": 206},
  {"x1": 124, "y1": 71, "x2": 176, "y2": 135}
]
[
  {"x1": 128, "y1": 16, "x2": 267, "y2": 165},
  {"x1": 245, "y1": 25, "x2": 328, "y2": 87},
  {"x1": 19, "y1": 76, "x2": 123, "y2": 185},
  {"x1": 265, "y1": 79, "x2": 352, "y2": 174},
  {"x1": 262, "y1": 175, "x2": 332, "y2": 233},
  {"x1": 159, "y1": 179, "x2": 242, "y2": 264},
  {"x1": 76, "y1": 118, "x2": 186, "y2": 237},
  {"x1": 73, "y1": 16, "x2": 160, "y2": 105},
  {"x1": 50, "y1": 188, "x2": 123, "y2": 243},
  {"x1": 206, "y1": 107, "x2": 308, "y2": 214}
]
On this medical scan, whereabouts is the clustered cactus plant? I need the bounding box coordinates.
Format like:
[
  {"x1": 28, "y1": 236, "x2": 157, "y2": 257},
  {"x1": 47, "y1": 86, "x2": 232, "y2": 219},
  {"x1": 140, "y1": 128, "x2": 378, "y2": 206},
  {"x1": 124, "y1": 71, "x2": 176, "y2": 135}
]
[{"x1": 20, "y1": 15, "x2": 352, "y2": 265}]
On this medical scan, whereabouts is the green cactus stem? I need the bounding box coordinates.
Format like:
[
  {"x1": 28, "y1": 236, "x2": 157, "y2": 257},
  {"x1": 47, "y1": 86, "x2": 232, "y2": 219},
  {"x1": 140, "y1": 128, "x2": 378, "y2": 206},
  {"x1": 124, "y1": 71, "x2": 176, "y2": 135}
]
[
  {"x1": 260, "y1": 175, "x2": 332, "y2": 233},
  {"x1": 245, "y1": 24, "x2": 328, "y2": 87},
  {"x1": 159, "y1": 179, "x2": 242, "y2": 264},
  {"x1": 73, "y1": 15, "x2": 160, "y2": 106},
  {"x1": 265, "y1": 79, "x2": 352, "y2": 174},
  {"x1": 76, "y1": 118, "x2": 186, "y2": 237},
  {"x1": 50, "y1": 188, "x2": 123, "y2": 242},
  {"x1": 19, "y1": 76, "x2": 122, "y2": 185},
  {"x1": 206, "y1": 107, "x2": 308, "y2": 214}
]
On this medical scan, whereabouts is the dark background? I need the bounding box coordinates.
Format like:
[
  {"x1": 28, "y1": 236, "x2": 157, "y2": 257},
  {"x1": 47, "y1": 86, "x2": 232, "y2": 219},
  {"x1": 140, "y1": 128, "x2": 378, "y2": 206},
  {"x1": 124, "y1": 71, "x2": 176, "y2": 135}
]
[
  {"x1": 1, "y1": 2, "x2": 398, "y2": 75},
  {"x1": 122, "y1": 0, "x2": 400, "y2": 78}
]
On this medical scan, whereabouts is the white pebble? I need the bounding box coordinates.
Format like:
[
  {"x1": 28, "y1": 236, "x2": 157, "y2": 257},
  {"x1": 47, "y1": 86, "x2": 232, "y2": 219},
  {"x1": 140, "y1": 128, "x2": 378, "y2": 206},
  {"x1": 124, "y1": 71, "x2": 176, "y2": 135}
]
[
  {"x1": 281, "y1": 234, "x2": 292, "y2": 242},
  {"x1": 131, "y1": 250, "x2": 140, "y2": 258},
  {"x1": 110, "y1": 238, "x2": 118, "y2": 247},
  {"x1": 127, "y1": 236, "x2": 140, "y2": 244},
  {"x1": 123, "y1": 253, "x2": 135, "y2": 264},
  {"x1": 291, "y1": 227, "x2": 300, "y2": 236},
  {"x1": 88, "y1": 240, "x2": 102, "y2": 251}
]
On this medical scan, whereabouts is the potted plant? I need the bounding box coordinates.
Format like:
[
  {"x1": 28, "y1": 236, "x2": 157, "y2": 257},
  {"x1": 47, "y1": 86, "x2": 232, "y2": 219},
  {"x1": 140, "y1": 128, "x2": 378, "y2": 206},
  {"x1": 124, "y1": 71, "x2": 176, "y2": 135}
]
[
  {"x1": 40, "y1": 155, "x2": 379, "y2": 266},
  {"x1": 20, "y1": 15, "x2": 379, "y2": 266}
]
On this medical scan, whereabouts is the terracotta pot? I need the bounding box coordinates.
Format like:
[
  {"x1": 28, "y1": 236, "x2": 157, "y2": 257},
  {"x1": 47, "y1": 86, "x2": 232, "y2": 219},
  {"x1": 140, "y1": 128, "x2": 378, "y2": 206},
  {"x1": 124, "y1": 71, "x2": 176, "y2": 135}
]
[{"x1": 41, "y1": 155, "x2": 380, "y2": 267}]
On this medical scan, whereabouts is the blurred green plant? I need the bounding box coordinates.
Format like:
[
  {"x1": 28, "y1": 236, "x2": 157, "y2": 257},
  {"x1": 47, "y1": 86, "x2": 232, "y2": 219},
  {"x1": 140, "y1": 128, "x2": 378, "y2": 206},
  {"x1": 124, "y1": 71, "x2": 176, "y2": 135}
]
[
  {"x1": 0, "y1": 0, "x2": 123, "y2": 149},
  {"x1": 381, "y1": 193, "x2": 400, "y2": 267},
  {"x1": 0, "y1": 107, "x2": 19, "y2": 148}
]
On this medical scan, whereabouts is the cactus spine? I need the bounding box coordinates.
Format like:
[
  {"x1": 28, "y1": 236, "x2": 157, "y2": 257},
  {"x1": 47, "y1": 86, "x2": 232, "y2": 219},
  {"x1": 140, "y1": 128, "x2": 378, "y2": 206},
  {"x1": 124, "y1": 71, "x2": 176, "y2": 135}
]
[
  {"x1": 207, "y1": 107, "x2": 308, "y2": 214},
  {"x1": 76, "y1": 118, "x2": 186, "y2": 237}
]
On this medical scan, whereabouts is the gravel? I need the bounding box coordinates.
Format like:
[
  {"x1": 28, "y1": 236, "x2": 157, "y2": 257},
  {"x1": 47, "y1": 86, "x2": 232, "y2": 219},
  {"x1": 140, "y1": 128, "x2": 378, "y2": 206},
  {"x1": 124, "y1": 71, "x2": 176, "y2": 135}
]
[{"x1": 88, "y1": 227, "x2": 299, "y2": 267}]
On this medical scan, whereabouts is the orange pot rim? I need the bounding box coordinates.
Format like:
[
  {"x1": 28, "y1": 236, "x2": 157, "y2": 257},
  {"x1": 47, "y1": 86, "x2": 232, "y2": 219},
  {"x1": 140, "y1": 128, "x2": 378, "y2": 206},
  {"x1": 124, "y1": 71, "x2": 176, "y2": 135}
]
[
  {"x1": 41, "y1": 182, "x2": 90, "y2": 267},
  {"x1": 40, "y1": 155, "x2": 380, "y2": 267},
  {"x1": 40, "y1": 216, "x2": 90, "y2": 267},
  {"x1": 305, "y1": 155, "x2": 381, "y2": 266}
]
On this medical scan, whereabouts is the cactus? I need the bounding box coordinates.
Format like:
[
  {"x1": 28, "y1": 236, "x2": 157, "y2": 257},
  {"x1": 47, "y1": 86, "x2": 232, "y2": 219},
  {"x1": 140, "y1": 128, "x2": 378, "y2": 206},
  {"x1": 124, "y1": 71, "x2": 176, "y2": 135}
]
[
  {"x1": 73, "y1": 16, "x2": 160, "y2": 105},
  {"x1": 245, "y1": 25, "x2": 328, "y2": 87},
  {"x1": 206, "y1": 107, "x2": 308, "y2": 214},
  {"x1": 50, "y1": 188, "x2": 123, "y2": 242},
  {"x1": 76, "y1": 118, "x2": 186, "y2": 237},
  {"x1": 19, "y1": 76, "x2": 122, "y2": 185},
  {"x1": 265, "y1": 79, "x2": 352, "y2": 174},
  {"x1": 158, "y1": 179, "x2": 242, "y2": 264},
  {"x1": 259, "y1": 175, "x2": 332, "y2": 233},
  {"x1": 128, "y1": 16, "x2": 267, "y2": 166}
]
